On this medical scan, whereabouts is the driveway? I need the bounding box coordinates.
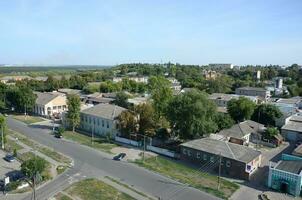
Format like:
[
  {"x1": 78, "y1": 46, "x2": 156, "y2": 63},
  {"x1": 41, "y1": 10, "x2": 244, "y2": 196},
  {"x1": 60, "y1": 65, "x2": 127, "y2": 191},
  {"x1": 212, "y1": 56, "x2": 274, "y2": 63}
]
[{"x1": 7, "y1": 117, "x2": 221, "y2": 200}]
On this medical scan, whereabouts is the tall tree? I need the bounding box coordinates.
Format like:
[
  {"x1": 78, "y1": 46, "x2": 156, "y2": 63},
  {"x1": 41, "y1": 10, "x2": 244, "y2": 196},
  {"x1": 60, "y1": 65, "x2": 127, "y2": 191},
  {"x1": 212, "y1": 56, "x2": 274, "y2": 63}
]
[
  {"x1": 148, "y1": 76, "x2": 172, "y2": 118},
  {"x1": 66, "y1": 94, "x2": 81, "y2": 132},
  {"x1": 252, "y1": 104, "x2": 282, "y2": 126},
  {"x1": 167, "y1": 90, "x2": 218, "y2": 140},
  {"x1": 21, "y1": 157, "x2": 47, "y2": 200},
  {"x1": 114, "y1": 92, "x2": 129, "y2": 108},
  {"x1": 135, "y1": 103, "x2": 156, "y2": 137},
  {"x1": 227, "y1": 97, "x2": 256, "y2": 122},
  {"x1": 0, "y1": 114, "x2": 6, "y2": 149},
  {"x1": 214, "y1": 113, "x2": 235, "y2": 131},
  {"x1": 118, "y1": 110, "x2": 137, "y2": 137}
]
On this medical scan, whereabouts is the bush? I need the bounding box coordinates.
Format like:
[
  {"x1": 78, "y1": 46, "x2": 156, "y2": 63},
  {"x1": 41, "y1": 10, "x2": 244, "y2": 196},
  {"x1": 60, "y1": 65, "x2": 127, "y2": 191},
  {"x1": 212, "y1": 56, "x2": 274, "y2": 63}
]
[{"x1": 6, "y1": 181, "x2": 20, "y2": 191}]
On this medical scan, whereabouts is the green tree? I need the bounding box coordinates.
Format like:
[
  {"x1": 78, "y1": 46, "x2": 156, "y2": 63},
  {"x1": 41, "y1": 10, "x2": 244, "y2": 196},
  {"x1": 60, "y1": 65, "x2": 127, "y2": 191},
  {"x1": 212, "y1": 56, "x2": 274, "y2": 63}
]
[
  {"x1": 118, "y1": 110, "x2": 137, "y2": 137},
  {"x1": 45, "y1": 75, "x2": 59, "y2": 91},
  {"x1": 66, "y1": 94, "x2": 81, "y2": 132},
  {"x1": 148, "y1": 76, "x2": 172, "y2": 118},
  {"x1": 252, "y1": 104, "x2": 282, "y2": 126},
  {"x1": 214, "y1": 113, "x2": 235, "y2": 131},
  {"x1": 21, "y1": 157, "x2": 47, "y2": 199},
  {"x1": 227, "y1": 97, "x2": 256, "y2": 122},
  {"x1": 135, "y1": 103, "x2": 156, "y2": 137},
  {"x1": 114, "y1": 92, "x2": 129, "y2": 108},
  {"x1": 167, "y1": 90, "x2": 218, "y2": 140},
  {"x1": 263, "y1": 127, "x2": 279, "y2": 140}
]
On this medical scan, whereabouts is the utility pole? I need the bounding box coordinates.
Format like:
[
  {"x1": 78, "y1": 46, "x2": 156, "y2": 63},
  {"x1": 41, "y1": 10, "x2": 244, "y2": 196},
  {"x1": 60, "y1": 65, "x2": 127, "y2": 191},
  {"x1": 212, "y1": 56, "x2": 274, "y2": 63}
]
[
  {"x1": 1, "y1": 125, "x2": 4, "y2": 150},
  {"x1": 217, "y1": 153, "x2": 222, "y2": 191}
]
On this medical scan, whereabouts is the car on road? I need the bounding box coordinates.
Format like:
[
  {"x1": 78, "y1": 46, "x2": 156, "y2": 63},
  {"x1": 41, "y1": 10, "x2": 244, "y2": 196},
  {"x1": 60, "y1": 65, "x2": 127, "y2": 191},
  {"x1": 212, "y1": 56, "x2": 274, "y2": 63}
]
[
  {"x1": 113, "y1": 153, "x2": 126, "y2": 161},
  {"x1": 54, "y1": 131, "x2": 63, "y2": 139},
  {"x1": 4, "y1": 154, "x2": 15, "y2": 162}
]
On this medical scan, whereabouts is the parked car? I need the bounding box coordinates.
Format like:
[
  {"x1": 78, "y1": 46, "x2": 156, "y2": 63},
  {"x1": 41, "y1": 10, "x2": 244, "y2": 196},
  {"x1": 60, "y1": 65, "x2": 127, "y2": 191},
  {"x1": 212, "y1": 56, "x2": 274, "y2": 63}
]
[
  {"x1": 4, "y1": 154, "x2": 15, "y2": 162},
  {"x1": 113, "y1": 153, "x2": 126, "y2": 161},
  {"x1": 54, "y1": 131, "x2": 63, "y2": 139}
]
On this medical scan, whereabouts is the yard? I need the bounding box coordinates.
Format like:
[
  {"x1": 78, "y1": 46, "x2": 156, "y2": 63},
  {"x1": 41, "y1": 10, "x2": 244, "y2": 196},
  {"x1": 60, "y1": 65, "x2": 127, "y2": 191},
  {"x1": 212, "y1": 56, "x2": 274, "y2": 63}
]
[
  {"x1": 63, "y1": 131, "x2": 118, "y2": 154},
  {"x1": 12, "y1": 114, "x2": 45, "y2": 124},
  {"x1": 62, "y1": 178, "x2": 135, "y2": 200},
  {"x1": 135, "y1": 156, "x2": 239, "y2": 199}
]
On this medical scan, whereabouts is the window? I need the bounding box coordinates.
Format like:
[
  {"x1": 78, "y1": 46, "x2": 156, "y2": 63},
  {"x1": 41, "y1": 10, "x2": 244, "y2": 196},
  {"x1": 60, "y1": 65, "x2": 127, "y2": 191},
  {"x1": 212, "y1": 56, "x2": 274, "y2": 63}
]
[
  {"x1": 188, "y1": 150, "x2": 192, "y2": 156},
  {"x1": 89, "y1": 117, "x2": 91, "y2": 124},
  {"x1": 226, "y1": 160, "x2": 231, "y2": 167},
  {"x1": 102, "y1": 120, "x2": 104, "y2": 127},
  {"x1": 98, "y1": 119, "x2": 100, "y2": 126},
  {"x1": 53, "y1": 106, "x2": 57, "y2": 110},
  {"x1": 197, "y1": 153, "x2": 201, "y2": 158},
  {"x1": 210, "y1": 156, "x2": 215, "y2": 163},
  {"x1": 58, "y1": 106, "x2": 62, "y2": 109},
  {"x1": 203, "y1": 154, "x2": 207, "y2": 161},
  {"x1": 183, "y1": 149, "x2": 187, "y2": 155},
  {"x1": 107, "y1": 121, "x2": 110, "y2": 128}
]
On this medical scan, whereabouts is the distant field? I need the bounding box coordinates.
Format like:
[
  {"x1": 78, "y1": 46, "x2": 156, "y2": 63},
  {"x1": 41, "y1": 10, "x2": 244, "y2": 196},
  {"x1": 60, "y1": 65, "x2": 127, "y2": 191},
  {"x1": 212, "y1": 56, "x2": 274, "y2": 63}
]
[{"x1": 0, "y1": 65, "x2": 111, "y2": 74}]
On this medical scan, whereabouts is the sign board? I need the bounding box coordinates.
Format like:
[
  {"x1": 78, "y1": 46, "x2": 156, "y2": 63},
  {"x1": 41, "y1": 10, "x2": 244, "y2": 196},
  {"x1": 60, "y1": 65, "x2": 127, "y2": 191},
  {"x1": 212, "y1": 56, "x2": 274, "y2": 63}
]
[{"x1": 4, "y1": 176, "x2": 9, "y2": 185}]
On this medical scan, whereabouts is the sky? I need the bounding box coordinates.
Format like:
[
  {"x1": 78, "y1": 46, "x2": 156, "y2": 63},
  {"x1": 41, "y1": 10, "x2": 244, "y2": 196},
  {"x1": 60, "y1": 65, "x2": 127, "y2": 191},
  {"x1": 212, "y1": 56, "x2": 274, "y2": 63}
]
[{"x1": 0, "y1": 0, "x2": 302, "y2": 66}]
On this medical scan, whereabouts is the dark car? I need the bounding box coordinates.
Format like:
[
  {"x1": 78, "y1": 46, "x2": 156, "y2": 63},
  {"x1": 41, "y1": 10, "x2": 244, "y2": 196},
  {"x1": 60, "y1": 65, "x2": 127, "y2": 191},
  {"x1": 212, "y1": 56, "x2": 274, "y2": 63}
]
[
  {"x1": 113, "y1": 153, "x2": 126, "y2": 161},
  {"x1": 4, "y1": 154, "x2": 15, "y2": 162}
]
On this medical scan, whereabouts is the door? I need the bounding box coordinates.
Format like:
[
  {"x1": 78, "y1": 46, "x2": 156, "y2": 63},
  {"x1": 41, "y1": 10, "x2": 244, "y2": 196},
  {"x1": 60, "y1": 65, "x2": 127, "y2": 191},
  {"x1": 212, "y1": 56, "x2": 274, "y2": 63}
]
[{"x1": 280, "y1": 182, "x2": 288, "y2": 193}]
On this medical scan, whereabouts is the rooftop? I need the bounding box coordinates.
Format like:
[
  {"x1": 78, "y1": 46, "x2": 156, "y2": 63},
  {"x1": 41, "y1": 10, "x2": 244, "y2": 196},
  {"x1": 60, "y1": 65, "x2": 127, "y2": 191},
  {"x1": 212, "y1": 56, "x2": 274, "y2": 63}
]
[
  {"x1": 217, "y1": 120, "x2": 265, "y2": 139},
  {"x1": 209, "y1": 93, "x2": 258, "y2": 101},
  {"x1": 275, "y1": 160, "x2": 302, "y2": 174},
  {"x1": 236, "y1": 87, "x2": 267, "y2": 92},
  {"x1": 282, "y1": 115, "x2": 302, "y2": 132},
  {"x1": 34, "y1": 91, "x2": 66, "y2": 105},
  {"x1": 181, "y1": 138, "x2": 261, "y2": 163},
  {"x1": 276, "y1": 98, "x2": 301, "y2": 105},
  {"x1": 81, "y1": 104, "x2": 126, "y2": 120}
]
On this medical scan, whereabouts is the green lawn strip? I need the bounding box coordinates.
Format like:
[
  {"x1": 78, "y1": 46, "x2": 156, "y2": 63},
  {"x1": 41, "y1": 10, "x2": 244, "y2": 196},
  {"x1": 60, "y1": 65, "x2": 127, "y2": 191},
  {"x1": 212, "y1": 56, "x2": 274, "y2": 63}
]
[
  {"x1": 105, "y1": 176, "x2": 154, "y2": 200},
  {"x1": 54, "y1": 192, "x2": 73, "y2": 200},
  {"x1": 12, "y1": 115, "x2": 45, "y2": 124},
  {"x1": 56, "y1": 165, "x2": 68, "y2": 175},
  {"x1": 63, "y1": 131, "x2": 118, "y2": 154},
  {"x1": 5, "y1": 137, "x2": 23, "y2": 152},
  {"x1": 64, "y1": 178, "x2": 136, "y2": 200},
  {"x1": 134, "y1": 157, "x2": 239, "y2": 200},
  {"x1": 7, "y1": 129, "x2": 71, "y2": 165}
]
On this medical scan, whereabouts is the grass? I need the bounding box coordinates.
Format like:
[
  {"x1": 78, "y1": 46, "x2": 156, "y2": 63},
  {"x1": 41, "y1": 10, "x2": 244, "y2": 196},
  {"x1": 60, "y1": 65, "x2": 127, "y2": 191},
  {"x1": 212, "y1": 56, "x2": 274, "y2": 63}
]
[
  {"x1": 56, "y1": 165, "x2": 68, "y2": 175},
  {"x1": 17, "y1": 151, "x2": 36, "y2": 162},
  {"x1": 7, "y1": 129, "x2": 71, "y2": 165},
  {"x1": 63, "y1": 131, "x2": 118, "y2": 154},
  {"x1": 12, "y1": 115, "x2": 45, "y2": 124},
  {"x1": 105, "y1": 176, "x2": 153, "y2": 200},
  {"x1": 54, "y1": 193, "x2": 73, "y2": 200},
  {"x1": 64, "y1": 178, "x2": 135, "y2": 200},
  {"x1": 5, "y1": 137, "x2": 23, "y2": 152},
  {"x1": 134, "y1": 156, "x2": 239, "y2": 200}
]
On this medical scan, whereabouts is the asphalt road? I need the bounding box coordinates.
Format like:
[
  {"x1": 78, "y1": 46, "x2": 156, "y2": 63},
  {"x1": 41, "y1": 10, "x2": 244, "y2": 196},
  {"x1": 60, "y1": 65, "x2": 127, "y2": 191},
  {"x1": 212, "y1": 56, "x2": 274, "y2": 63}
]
[{"x1": 7, "y1": 117, "x2": 221, "y2": 200}]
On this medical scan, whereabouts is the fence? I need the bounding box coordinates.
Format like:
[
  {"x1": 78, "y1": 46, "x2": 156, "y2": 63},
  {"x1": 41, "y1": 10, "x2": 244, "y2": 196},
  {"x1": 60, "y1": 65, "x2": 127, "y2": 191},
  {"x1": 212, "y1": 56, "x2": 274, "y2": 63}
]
[
  {"x1": 115, "y1": 136, "x2": 142, "y2": 147},
  {"x1": 146, "y1": 145, "x2": 178, "y2": 158}
]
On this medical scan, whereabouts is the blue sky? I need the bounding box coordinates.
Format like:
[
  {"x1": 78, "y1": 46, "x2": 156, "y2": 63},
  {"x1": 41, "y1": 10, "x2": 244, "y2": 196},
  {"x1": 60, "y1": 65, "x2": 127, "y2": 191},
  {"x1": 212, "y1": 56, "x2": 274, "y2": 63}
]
[{"x1": 0, "y1": 0, "x2": 301, "y2": 66}]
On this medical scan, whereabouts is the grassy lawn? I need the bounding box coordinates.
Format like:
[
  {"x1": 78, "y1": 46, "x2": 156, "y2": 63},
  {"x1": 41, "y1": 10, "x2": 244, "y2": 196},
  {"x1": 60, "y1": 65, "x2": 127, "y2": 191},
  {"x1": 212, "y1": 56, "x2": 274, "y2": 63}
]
[
  {"x1": 12, "y1": 115, "x2": 45, "y2": 124},
  {"x1": 7, "y1": 129, "x2": 71, "y2": 164},
  {"x1": 5, "y1": 137, "x2": 23, "y2": 152},
  {"x1": 134, "y1": 157, "x2": 239, "y2": 199},
  {"x1": 64, "y1": 178, "x2": 135, "y2": 200},
  {"x1": 54, "y1": 193, "x2": 73, "y2": 200},
  {"x1": 63, "y1": 131, "x2": 118, "y2": 154}
]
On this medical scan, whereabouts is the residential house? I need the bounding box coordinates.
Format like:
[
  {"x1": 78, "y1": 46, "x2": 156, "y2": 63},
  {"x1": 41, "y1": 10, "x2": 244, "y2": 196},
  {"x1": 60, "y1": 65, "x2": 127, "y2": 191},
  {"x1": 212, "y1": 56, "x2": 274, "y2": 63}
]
[
  {"x1": 83, "y1": 92, "x2": 115, "y2": 105},
  {"x1": 112, "y1": 76, "x2": 149, "y2": 83},
  {"x1": 0, "y1": 75, "x2": 32, "y2": 84},
  {"x1": 235, "y1": 87, "x2": 271, "y2": 101},
  {"x1": 180, "y1": 138, "x2": 261, "y2": 180},
  {"x1": 268, "y1": 155, "x2": 302, "y2": 196},
  {"x1": 209, "y1": 93, "x2": 259, "y2": 107},
  {"x1": 281, "y1": 114, "x2": 302, "y2": 141},
  {"x1": 79, "y1": 104, "x2": 126, "y2": 137},
  {"x1": 217, "y1": 120, "x2": 265, "y2": 145},
  {"x1": 202, "y1": 70, "x2": 218, "y2": 80},
  {"x1": 127, "y1": 97, "x2": 149, "y2": 106},
  {"x1": 33, "y1": 91, "x2": 67, "y2": 118},
  {"x1": 58, "y1": 88, "x2": 82, "y2": 96}
]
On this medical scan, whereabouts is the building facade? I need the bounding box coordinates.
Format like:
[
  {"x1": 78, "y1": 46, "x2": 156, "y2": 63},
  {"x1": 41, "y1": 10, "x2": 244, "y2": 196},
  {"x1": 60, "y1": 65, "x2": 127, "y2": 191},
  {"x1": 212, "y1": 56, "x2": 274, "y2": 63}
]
[
  {"x1": 235, "y1": 87, "x2": 271, "y2": 101},
  {"x1": 33, "y1": 92, "x2": 67, "y2": 118},
  {"x1": 79, "y1": 104, "x2": 126, "y2": 137},
  {"x1": 180, "y1": 138, "x2": 261, "y2": 180}
]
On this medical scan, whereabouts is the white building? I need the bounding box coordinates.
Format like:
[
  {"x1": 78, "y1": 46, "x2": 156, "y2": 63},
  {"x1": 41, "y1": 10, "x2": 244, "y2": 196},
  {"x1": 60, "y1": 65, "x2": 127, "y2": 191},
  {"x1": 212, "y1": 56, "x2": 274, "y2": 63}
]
[
  {"x1": 235, "y1": 87, "x2": 271, "y2": 101},
  {"x1": 33, "y1": 92, "x2": 67, "y2": 118},
  {"x1": 208, "y1": 63, "x2": 234, "y2": 69},
  {"x1": 79, "y1": 104, "x2": 126, "y2": 137},
  {"x1": 112, "y1": 76, "x2": 149, "y2": 83}
]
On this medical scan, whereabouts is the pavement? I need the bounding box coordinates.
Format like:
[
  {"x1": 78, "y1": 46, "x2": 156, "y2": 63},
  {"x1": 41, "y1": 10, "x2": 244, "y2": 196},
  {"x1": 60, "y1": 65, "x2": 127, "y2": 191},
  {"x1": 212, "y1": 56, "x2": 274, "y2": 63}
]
[
  {"x1": 230, "y1": 142, "x2": 296, "y2": 200},
  {"x1": 5, "y1": 117, "x2": 221, "y2": 200}
]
